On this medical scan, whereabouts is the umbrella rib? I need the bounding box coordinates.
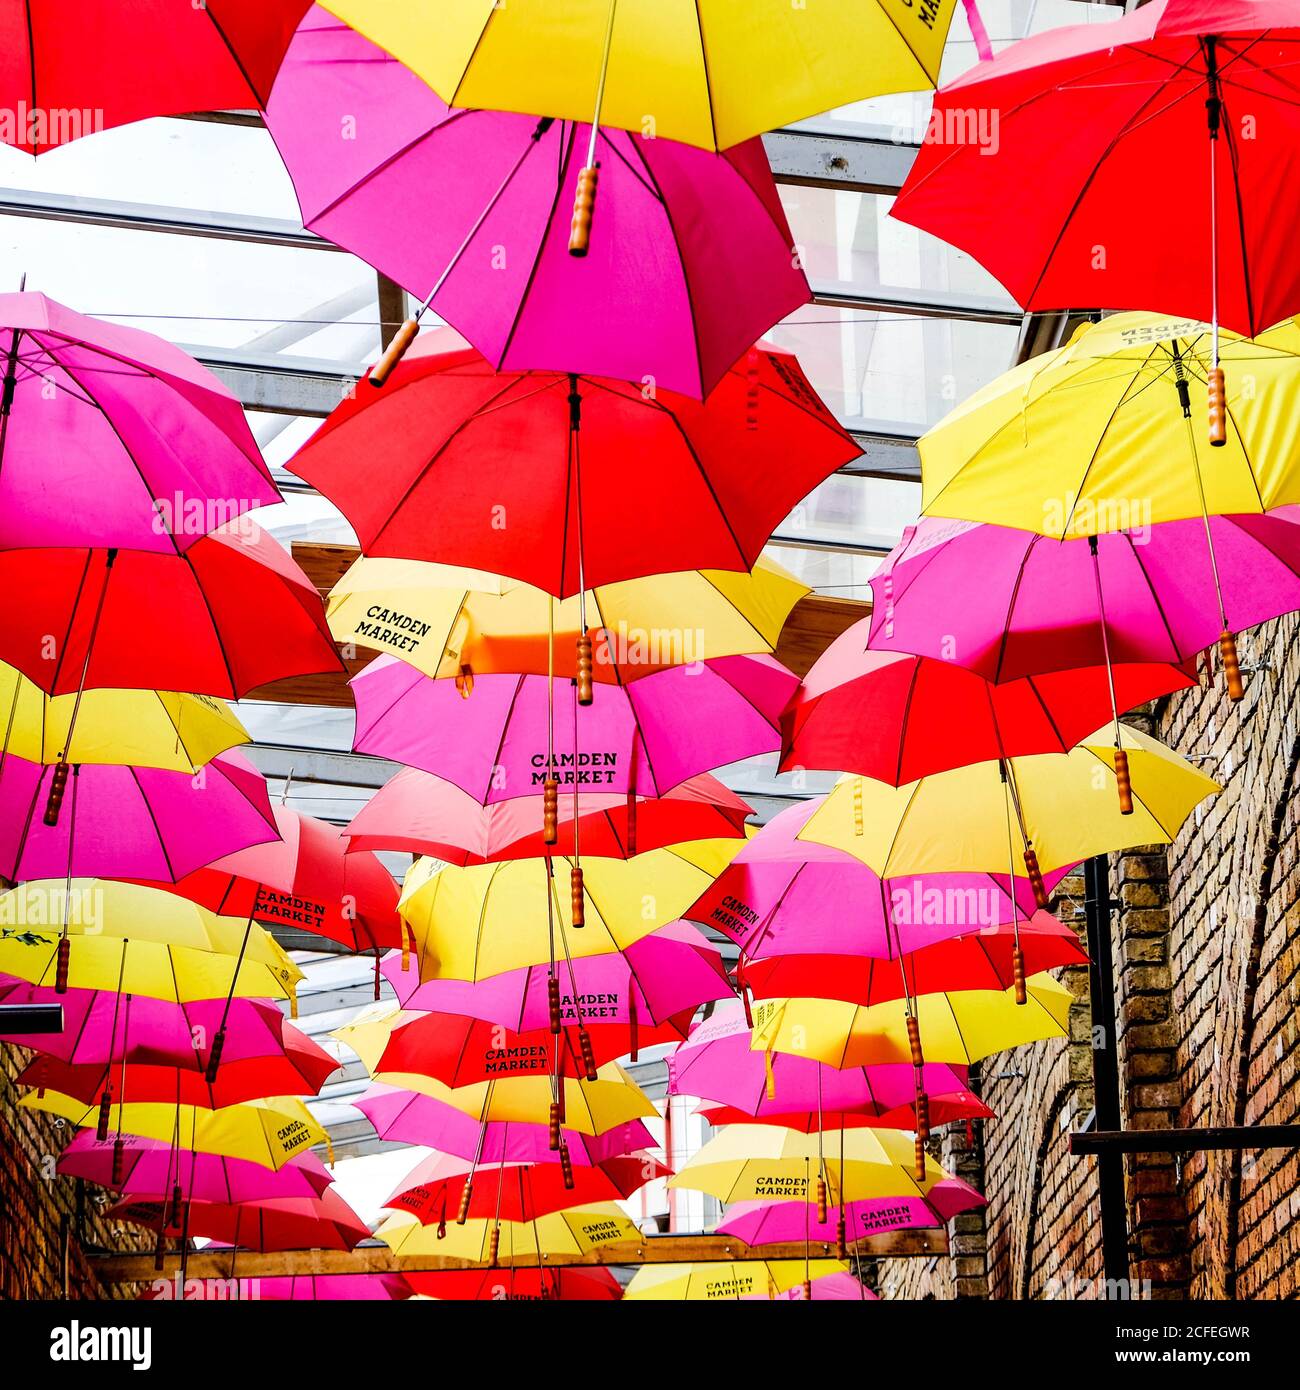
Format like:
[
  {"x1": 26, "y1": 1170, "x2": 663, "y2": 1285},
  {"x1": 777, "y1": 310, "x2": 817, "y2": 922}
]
[
  {"x1": 484, "y1": 673, "x2": 527, "y2": 802},
  {"x1": 894, "y1": 661, "x2": 922, "y2": 785},
  {"x1": 200, "y1": 4, "x2": 268, "y2": 105},
  {"x1": 1060, "y1": 369, "x2": 1151, "y2": 539},
  {"x1": 129, "y1": 765, "x2": 178, "y2": 885},
  {"x1": 990, "y1": 539, "x2": 1032, "y2": 684},
  {"x1": 689, "y1": 0, "x2": 721, "y2": 152},
  {"x1": 1023, "y1": 674, "x2": 1071, "y2": 753},
  {"x1": 23, "y1": 0, "x2": 35, "y2": 141},
  {"x1": 1220, "y1": 102, "x2": 1259, "y2": 335},
  {"x1": 182, "y1": 548, "x2": 241, "y2": 698},
  {"x1": 1121, "y1": 532, "x2": 1185, "y2": 661}
]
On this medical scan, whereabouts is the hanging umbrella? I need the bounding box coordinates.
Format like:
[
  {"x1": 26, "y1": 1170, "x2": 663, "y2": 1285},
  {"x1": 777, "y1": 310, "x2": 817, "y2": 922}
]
[
  {"x1": 892, "y1": 1, "x2": 1300, "y2": 401},
  {"x1": 751, "y1": 979, "x2": 1075, "y2": 1070},
  {"x1": 288, "y1": 330, "x2": 857, "y2": 599},
  {"x1": 113, "y1": 1189, "x2": 369, "y2": 1252},
  {"x1": 140, "y1": 1272, "x2": 411, "y2": 1301},
  {"x1": 718, "y1": 1189, "x2": 986, "y2": 1247},
  {"x1": 352, "y1": 654, "x2": 795, "y2": 801},
  {"x1": 780, "y1": 625, "x2": 1194, "y2": 785},
  {"x1": 266, "y1": 10, "x2": 810, "y2": 399},
  {"x1": 0, "y1": 662, "x2": 248, "y2": 772},
  {"x1": 753, "y1": 1272, "x2": 879, "y2": 1302},
  {"x1": 406, "y1": 1267, "x2": 619, "y2": 1301},
  {"x1": 0, "y1": 290, "x2": 278, "y2": 548},
  {"x1": 0, "y1": 520, "x2": 341, "y2": 698},
  {"x1": 694, "y1": 1102, "x2": 986, "y2": 1134},
  {"x1": 377, "y1": 1203, "x2": 640, "y2": 1262},
  {"x1": 0, "y1": 1, "x2": 310, "y2": 154},
  {"x1": 0, "y1": 880, "x2": 302, "y2": 1008},
  {"x1": 318, "y1": 0, "x2": 957, "y2": 150},
  {"x1": 344, "y1": 768, "x2": 751, "y2": 864},
  {"x1": 323, "y1": 552, "x2": 806, "y2": 683},
  {"x1": 798, "y1": 728, "x2": 1218, "y2": 905},
  {"x1": 623, "y1": 1261, "x2": 848, "y2": 1301},
  {"x1": 381, "y1": 920, "x2": 734, "y2": 1037},
  {"x1": 0, "y1": 749, "x2": 278, "y2": 883},
  {"x1": 58, "y1": 1131, "x2": 333, "y2": 1203},
  {"x1": 384, "y1": 1150, "x2": 666, "y2": 1225}
]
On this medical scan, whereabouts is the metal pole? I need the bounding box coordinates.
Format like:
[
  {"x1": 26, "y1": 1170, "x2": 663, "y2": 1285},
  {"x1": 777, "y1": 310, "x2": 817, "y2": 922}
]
[{"x1": 1083, "y1": 855, "x2": 1130, "y2": 1292}]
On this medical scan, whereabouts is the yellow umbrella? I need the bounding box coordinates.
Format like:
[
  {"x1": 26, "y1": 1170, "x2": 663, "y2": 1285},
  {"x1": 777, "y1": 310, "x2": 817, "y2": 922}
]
[
  {"x1": 798, "y1": 724, "x2": 1218, "y2": 907},
  {"x1": 327, "y1": 554, "x2": 807, "y2": 684},
  {"x1": 921, "y1": 312, "x2": 1300, "y2": 535},
  {"x1": 0, "y1": 662, "x2": 248, "y2": 771},
  {"x1": 750, "y1": 978, "x2": 1074, "y2": 1070},
  {"x1": 624, "y1": 1260, "x2": 847, "y2": 1301},
  {"x1": 0, "y1": 880, "x2": 302, "y2": 1007},
  {"x1": 398, "y1": 840, "x2": 741, "y2": 980},
  {"x1": 377, "y1": 1203, "x2": 639, "y2": 1261},
  {"x1": 319, "y1": 0, "x2": 957, "y2": 152},
  {"x1": 20, "y1": 1092, "x2": 329, "y2": 1170},
  {"x1": 668, "y1": 1125, "x2": 956, "y2": 1206}
]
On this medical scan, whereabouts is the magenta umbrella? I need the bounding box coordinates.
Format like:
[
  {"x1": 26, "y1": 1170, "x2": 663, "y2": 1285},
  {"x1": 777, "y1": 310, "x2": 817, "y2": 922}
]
[
  {"x1": 381, "y1": 920, "x2": 735, "y2": 1033},
  {"x1": 0, "y1": 748, "x2": 277, "y2": 883},
  {"x1": 0, "y1": 291, "x2": 277, "y2": 552},
  {"x1": 141, "y1": 1271, "x2": 411, "y2": 1301},
  {"x1": 867, "y1": 511, "x2": 1300, "y2": 684},
  {"x1": 58, "y1": 1130, "x2": 333, "y2": 1203},
  {"x1": 354, "y1": 1083, "x2": 654, "y2": 1166},
  {"x1": 747, "y1": 1272, "x2": 879, "y2": 1302},
  {"x1": 264, "y1": 8, "x2": 808, "y2": 400},
  {"x1": 351, "y1": 653, "x2": 796, "y2": 802},
  {"x1": 719, "y1": 1184, "x2": 987, "y2": 1247}
]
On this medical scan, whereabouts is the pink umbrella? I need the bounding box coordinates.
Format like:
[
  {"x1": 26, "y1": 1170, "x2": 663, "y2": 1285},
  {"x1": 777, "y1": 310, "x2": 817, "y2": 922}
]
[
  {"x1": 351, "y1": 653, "x2": 796, "y2": 802},
  {"x1": 667, "y1": 1005, "x2": 992, "y2": 1130},
  {"x1": 381, "y1": 920, "x2": 735, "y2": 1033},
  {"x1": 344, "y1": 767, "x2": 751, "y2": 863},
  {"x1": 719, "y1": 1185, "x2": 986, "y2": 1246},
  {"x1": 0, "y1": 748, "x2": 277, "y2": 883},
  {"x1": 264, "y1": 8, "x2": 808, "y2": 400},
  {"x1": 751, "y1": 1272, "x2": 879, "y2": 1301},
  {"x1": 58, "y1": 1131, "x2": 333, "y2": 1203},
  {"x1": 141, "y1": 1271, "x2": 411, "y2": 1300},
  {"x1": 0, "y1": 291, "x2": 277, "y2": 552},
  {"x1": 354, "y1": 1083, "x2": 654, "y2": 1166},
  {"x1": 867, "y1": 512, "x2": 1300, "y2": 683}
]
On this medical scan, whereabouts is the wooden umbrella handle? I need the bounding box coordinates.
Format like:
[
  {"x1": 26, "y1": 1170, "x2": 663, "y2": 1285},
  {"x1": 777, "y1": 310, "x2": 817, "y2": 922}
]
[
  {"x1": 816, "y1": 1176, "x2": 828, "y2": 1225},
  {"x1": 559, "y1": 1140, "x2": 574, "y2": 1190},
  {"x1": 576, "y1": 632, "x2": 594, "y2": 706},
  {"x1": 1113, "y1": 746, "x2": 1133, "y2": 815},
  {"x1": 487, "y1": 1224, "x2": 500, "y2": 1266},
  {"x1": 547, "y1": 975, "x2": 562, "y2": 1034},
  {"x1": 835, "y1": 1209, "x2": 848, "y2": 1261},
  {"x1": 548, "y1": 1102, "x2": 562, "y2": 1151},
  {"x1": 368, "y1": 317, "x2": 419, "y2": 387},
  {"x1": 1012, "y1": 944, "x2": 1027, "y2": 1006},
  {"x1": 111, "y1": 1138, "x2": 125, "y2": 1187},
  {"x1": 43, "y1": 760, "x2": 70, "y2": 826},
  {"x1": 570, "y1": 864, "x2": 585, "y2": 927},
  {"x1": 914, "y1": 1134, "x2": 927, "y2": 1182},
  {"x1": 95, "y1": 1090, "x2": 113, "y2": 1143},
  {"x1": 456, "y1": 1179, "x2": 473, "y2": 1224},
  {"x1": 577, "y1": 1025, "x2": 598, "y2": 1082},
  {"x1": 54, "y1": 936, "x2": 70, "y2": 994},
  {"x1": 914, "y1": 1088, "x2": 930, "y2": 1143},
  {"x1": 1207, "y1": 366, "x2": 1227, "y2": 447},
  {"x1": 204, "y1": 1029, "x2": 226, "y2": 1084},
  {"x1": 1220, "y1": 629, "x2": 1244, "y2": 702},
  {"x1": 543, "y1": 777, "x2": 559, "y2": 844},
  {"x1": 568, "y1": 167, "x2": 599, "y2": 257},
  {"x1": 906, "y1": 1014, "x2": 924, "y2": 1068},
  {"x1": 1023, "y1": 844, "x2": 1049, "y2": 909}
]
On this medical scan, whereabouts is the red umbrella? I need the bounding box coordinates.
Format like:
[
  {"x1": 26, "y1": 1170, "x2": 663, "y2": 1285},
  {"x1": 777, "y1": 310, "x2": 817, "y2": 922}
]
[
  {"x1": 376, "y1": 1008, "x2": 693, "y2": 1089},
  {"x1": 385, "y1": 1151, "x2": 667, "y2": 1226},
  {"x1": 696, "y1": 1101, "x2": 988, "y2": 1133},
  {"x1": 780, "y1": 627, "x2": 1195, "y2": 784},
  {"x1": 406, "y1": 1267, "x2": 621, "y2": 1301},
  {"x1": 0, "y1": 1, "x2": 310, "y2": 154},
  {"x1": 0, "y1": 521, "x2": 340, "y2": 697},
  {"x1": 343, "y1": 768, "x2": 752, "y2": 863},
  {"x1": 893, "y1": 0, "x2": 1300, "y2": 438},
  {"x1": 289, "y1": 329, "x2": 858, "y2": 598},
  {"x1": 112, "y1": 1188, "x2": 369, "y2": 1252}
]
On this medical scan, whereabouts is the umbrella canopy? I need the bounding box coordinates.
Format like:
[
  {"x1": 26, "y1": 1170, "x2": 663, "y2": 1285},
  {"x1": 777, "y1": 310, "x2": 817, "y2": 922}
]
[
  {"x1": 352, "y1": 654, "x2": 795, "y2": 802},
  {"x1": 398, "y1": 841, "x2": 742, "y2": 980},
  {"x1": 58, "y1": 1131, "x2": 333, "y2": 1203},
  {"x1": 624, "y1": 1261, "x2": 848, "y2": 1301},
  {"x1": 892, "y1": 0, "x2": 1300, "y2": 337},
  {"x1": 916, "y1": 315, "x2": 1300, "y2": 534},
  {"x1": 0, "y1": 662, "x2": 248, "y2": 772},
  {"x1": 377, "y1": 1203, "x2": 639, "y2": 1261},
  {"x1": 0, "y1": 1, "x2": 309, "y2": 153},
  {"x1": 354, "y1": 1084, "x2": 653, "y2": 1165},
  {"x1": 868, "y1": 512, "x2": 1300, "y2": 684},
  {"x1": 114, "y1": 1189, "x2": 369, "y2": 1252},
  {"x1": 382, "y1": 920, "x2": 734, "y2": 1032},
  {"x1": 384, "y1": 1150, "x2": 666, "y2": 1225},
  {"x1": 719, "y1": 1189, "x2": 987, "y2": 1246},
  {"x1": 667, "y1": 1006, "x2": 992, "y2": 1127},
  {"x1": 798, "y1": 728, "x2": 1219, "y2": 881},
  {"x1": 141, "y1": 1272, "x2": 411, "y2": 1301},
  {"x1": 21, "y1": 1092, "x2": 328, "y2": 1171},
  {"x1": 135, "y1": 804, "x2": 402, "y2": 952},
  {"x1": 318, "y1": 0, "x2": 957, "y2": 150},
  {"x1": 752, "y1": 978, "x2": 1074, "y2": 1069},
  {"x1": 0, "y1": 749, "x2": 278, "y2": 884},
  {"x1": 345, "y1": 768, "x2": 750, "y2": 864},
  {"x1": 756, "y1": 1272, "x2": 879, "y2": 1302},
  {"x1": 267, "y1": 10, "x2": 809, "y2": 400},
  {"x1": 324, "y1": 553, "x2": 806, "y2": 683},
  {"x1": 668, "y1": 1125, "x2": 958, "y2": 1205},
  {"x1": 0, "y1": 291, "x2": 277, "y2": 549},
  {"x1": 0, "y1": 880, "x2": 302, "y2": 1006},
  {"x1": 781, "y1": 626, "x2": 1194, "y2": 784},
  {"x1": 289, "y1": 330, "x2": 857, "y2": 597},
  {"x1": 0, "y1": 520, "x2": 341, "y2": 697},
  {"x1": 406, "y1": 1267, "x2": 620, "y2": 1301}
]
